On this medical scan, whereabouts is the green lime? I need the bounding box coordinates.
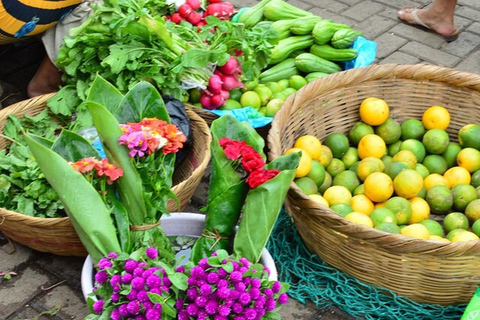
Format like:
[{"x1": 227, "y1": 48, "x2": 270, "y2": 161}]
[
  {"x1": 387, "y1": 140, "x2": 403, "y2": 157},
  {"x1": 295, "y1": 177, "x2": 318, "y2": 195},
  {"x1": 265, "y1": 99, "x2": 284, "y2": 117},
  {"x1": 289, "y1": 75, "x2": 307, "y2": 90},
  {"x1": 400, "y1": 139, "x2": 426, "y2": 162},
  {"x1": 382, "y1": 155, "x2": 393, "y2": 168},
  {"x1": 375, "y1": 118, "x2": 402, "y2": 144},
  {"x1": 244, "y1": 79, "x2": 259, "y2": 90},
  {"x1": 189, "y1": 89, "x2": 201, "y2": 103},
  {"x1": 385, "y1": 197, "x2": 412, "y2": 225},
  {"x1": 426, "y1": 185, "x2": 453, "y2": 214},
  {"x1": 330, "y1": 203, "x2": 354, "y2": 217},
  {"x1": 220, "y1": 99, "x2": 242, "y2": 110},
  {"x1": 254, "y1": 85, "x2": 273, "y2": 106},
  {"x1": 420, "y1": 219, "x2": 444, "y2": 237},
  {"x1": 229, "y1": 88, "x2": 243, "y2": 101},
  {"x1": 333, "y1": 170, "x2": 360, "y2": 193},
  {"x1": 465, "y1": 199, "x2": 480, "y2": 224},
  {"x1": 341, "y1": 147, "x2": 359, "y2": 169},
  {"x1": 370, "y1": 208, "x2": 397, "y2": 226},
  {"x1": 451, "y1": 184, "x2": 478, "y2": 212},
  {"x1": 415, "y1": 163, "x2": 430, "y2": 178},
  {"x1": 422, "y1": 129, "x2": 450, "y2": 154},
  {"x1": 258, "y1": 107, "x2": 266, "y2": 116},
  {"x1": 384, "y1": 161, "x2": 410, "y2": 180},
  {"x1": 446, "y1": 229, "x2": 467, "y2": 241},
  {"x1": 471, "y1": 219, "x2": 480, "y2": 237},
  {"x1": 282, "y1": 87, "x2": 297, "y2": 96},
  {"x1": 307, "y1": 160, "x2": 326, "y2": 187},
  {"x1": 416, "y1": 186, "x2": 427, "y2": 199},
  {"x1": 240, "y1": 91, "x2": 262, "y2": 109},
  {"x1": 443, "y1": 212, "x2": 469, "y2": 232},
  {"x1": 266, "y1": 82, "x2": 282, "y2": 94},
  {"x1": 472, "y1": 170, "x2": 480, "y2": 188},
  {"x1": 318, "y1": 172, "x2": 333, "y2": 194},
  {"x1": 458, "y1": 124, "x2": 480, "y2": 150},
  {"x1": 422, "y1": 155, "x2": 448, "y2": 175},
  {"x1": 278, "y1": 79, "x2": 290, "y2": 90},
  {"x1": 324, "y1": 133, "x2": 350, "y2": 159},
  {"x1": 353, "y1": 184, "x2": 365, "y2": 195},
  {"x1": 442, "y1": 142, "x2": 462, "y2": 168},
  {"x1": 401, "y1": 119, "x2": 425, "y2": 140},
  {"x1": 349, "y1": 161, "x2": 360, "y2": 173},
  {"x1": 348, "y1": 122, "x2": 374, "y2": 146},
  {"x1": 375, "y1": 222, "x2": 401, "y2": 234},
  {"x1": 326, "y1": 158, "x2": 346, "y2": 177}
]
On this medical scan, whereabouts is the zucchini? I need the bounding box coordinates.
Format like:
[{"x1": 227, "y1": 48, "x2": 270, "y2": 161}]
[
  {"x1": 295, "y1": 53, "x2": 342, "y2": 74},
  {"x1": 310, "y1": 44, "x2": 357, "y2": 61}
]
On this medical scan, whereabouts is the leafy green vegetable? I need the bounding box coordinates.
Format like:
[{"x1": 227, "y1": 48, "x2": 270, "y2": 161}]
[{"x1": 233, "y1": 152, "x2": 299, "y2": 263}]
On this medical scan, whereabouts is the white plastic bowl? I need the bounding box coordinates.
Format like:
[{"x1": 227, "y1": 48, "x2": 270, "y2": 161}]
[{"x1": 81, "y1": 212, "x2": 278, "y2": 301}]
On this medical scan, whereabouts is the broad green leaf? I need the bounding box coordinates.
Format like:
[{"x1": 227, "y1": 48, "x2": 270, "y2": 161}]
[
  {"x1": 108, "y1": 190, "x2": 131, "y2": 253},
  {"x1": 47, "y1": 86, "x2": 79, "y2": 117},
  {"x1": 86, "y1": 75, "x2": 124, "y2": 113},
  {"x1": 167, "y1": 273, "x2": 188, "y2": 291},
  {"x1": 114, "y1": 82, "x2": 169, "y2": 124},
  {"x1": 147, "y1": 292, "x2": 163, "y2": 303},
  {"x1": 86, "y1": 102, "x2": 146, "y2": 226},
  {"x1": 233, "y1": 153, "x2": 299, "y2": 263},
  {"x1": 51, "y1": 130, "x2": 101, "y2": 162},
  {"x1": 23, "y1": 133, "x2": 121, "y2": 263}
]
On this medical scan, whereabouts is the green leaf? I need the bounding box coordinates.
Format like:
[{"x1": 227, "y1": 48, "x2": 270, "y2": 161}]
[
  {"x1": 86, "y1": 101, "x2": 147, "y2": 226},
  {"x1": 233, "y1": 153, "x2": 299, "y2": 263},
  {"x1": 161, "y1": 299, "x2": 176, "y2": 317},
  {"x1": 23, "y1": 132, "x2": 122, "y2": 263},
  {"x1": 113, "y1": 82, "x2": 169, "y2": 124},
  {"x1": 108, "y1": 190, "x2": 131, "y2": 253},
  {"x1": 51, "y1": 130, "x2": 101, "y2": 162},
  {"x1": 167, "y1": 273, "x2": 188, "y2": 291},
  {"x1": 138, "y1": 17, "x2": 173, "y2": 50},
  {"x1": 129, "y1": 248, "x2": 144, "y2": 261},
  {"x1": 86, "y1": 75, "x2": 124, "y2": 113},
  {"x1": 47, "y1": 86, "x2": 80, "y2": 117},
  {"x1": 147, "y1": 292, "x2": 163, "y2": 303},
  {"x1": 222, "y1": 261, "x2": 234, "y2": 273}
]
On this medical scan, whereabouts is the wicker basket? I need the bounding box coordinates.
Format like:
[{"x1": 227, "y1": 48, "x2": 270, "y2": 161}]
[
  {"x1": 0, "y1": 93, "x2": 212, "y2": 257},
  {"x1": 268, "y1": 63, "x2": 480, "y2": 305}
]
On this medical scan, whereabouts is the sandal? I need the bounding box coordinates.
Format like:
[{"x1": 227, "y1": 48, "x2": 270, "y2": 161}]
[{"x1": 397, "y1": 8, "x2": 460, "y2": 42}]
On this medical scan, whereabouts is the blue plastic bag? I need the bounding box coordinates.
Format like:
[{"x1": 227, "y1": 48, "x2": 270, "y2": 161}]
[
  {"x1": 209, "y1": 107, "x2": 273, "y2": 129},
  {"x1": 344, "y1": 36, "x2": 377, "y2": 70}
]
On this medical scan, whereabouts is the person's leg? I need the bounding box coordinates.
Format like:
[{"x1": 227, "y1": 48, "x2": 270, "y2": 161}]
[
  {"x1": 27, "y1": 55, "x2": 62, "y2": 97},
  {"x1": 398, "y1": 0, "x2": 458, "y2": 37}
]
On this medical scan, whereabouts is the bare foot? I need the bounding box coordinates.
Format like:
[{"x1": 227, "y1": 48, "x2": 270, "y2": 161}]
[
  {"x1": 397, "y1": 7, "x2": 457, "y2": 37},
  {"x1": 27, "y1": 56, "x2": 62, "y2": 98}
]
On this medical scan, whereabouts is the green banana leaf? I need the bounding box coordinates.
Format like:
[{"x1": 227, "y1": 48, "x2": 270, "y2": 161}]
[
  {"x1": 51, "y1": 130, "x2": 101, "y2": 162},
  {"x1": 23, "y1": 133, "x2": 121, "y2": 263},
  {"x1": 86, "y1": 75, "x2": 124, "y2": 113},
  {"x1": 86, "y1": 101, "x2": 147, "y2": 226},
  {"x1": 233, "y1": 152, "x2": 299, "y2": 263},
  {"x1": 190, "y1": 115, "x2": 265, "y2": 263}
]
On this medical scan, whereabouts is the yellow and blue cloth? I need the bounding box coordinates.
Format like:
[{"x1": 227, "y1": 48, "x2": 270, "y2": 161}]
[{"x1": 0, "y1": 0, "x2": 82, "y2": 44}]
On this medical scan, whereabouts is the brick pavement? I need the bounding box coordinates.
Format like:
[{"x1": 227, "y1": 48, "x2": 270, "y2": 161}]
[{"x1": 2, "y1": 0, "x2": 480, "y2": 319}]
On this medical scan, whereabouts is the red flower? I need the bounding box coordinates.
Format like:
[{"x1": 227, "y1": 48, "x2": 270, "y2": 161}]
[
  {"x1": 161, "y1": 123, "x2": 187, "y2": 155},
  {"x1": 241, "y1": 146, "x2": 265, "y2": 173},
  {"x1": 95, "y1": 159, "x2": 124, "y2": 184},
  {"x1": 70, "y1": 157, "x2": 99, "y2": 174},
  {"x1": 246, "y1": 169, "x2": 281, "y2": 188},
  {"x1": 219, "y1": 138, "x2": 245, "y2": 160}
]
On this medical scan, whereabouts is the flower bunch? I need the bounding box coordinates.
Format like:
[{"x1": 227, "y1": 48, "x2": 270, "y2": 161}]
[
  {"x1": 219, "y1": 138, "x2": 280, "y2": 189},
  {"x1": 69, "y1": 157, "x2": 123, "y2": 184},
  {"x1": 176, "y1": 250, "x2": 289, "y2": 320},
  {"x1": 91, "y1": 247, "x2": 186, "y2": 320},
  {"x1": 119, "y1": 118, "x2": 187, "y2": 158}
]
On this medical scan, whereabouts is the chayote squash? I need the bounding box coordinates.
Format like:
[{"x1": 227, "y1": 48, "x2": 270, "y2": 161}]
[{"x1": 331, "y1": 29, "x2": 363, "y2": 49}]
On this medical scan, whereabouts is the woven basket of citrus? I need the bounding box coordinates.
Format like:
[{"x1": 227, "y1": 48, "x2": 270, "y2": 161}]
[{"x1": 268, "y1": 63, "x2": 480, "y2": 305}]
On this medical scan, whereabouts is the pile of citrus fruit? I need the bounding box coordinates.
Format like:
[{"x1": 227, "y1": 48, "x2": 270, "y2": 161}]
[{"x1": 285, "y1": 97, "x2": 480, "y2": 242}]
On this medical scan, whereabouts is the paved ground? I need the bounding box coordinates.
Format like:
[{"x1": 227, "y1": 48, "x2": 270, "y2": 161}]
[{"x1": 2, "y1": 0, "x2": 480, "y2": 319}]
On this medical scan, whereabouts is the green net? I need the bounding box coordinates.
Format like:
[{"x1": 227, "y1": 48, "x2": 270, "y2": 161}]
[{"x1": 266, "y1": 211, "x2": 467, "y2": 320}]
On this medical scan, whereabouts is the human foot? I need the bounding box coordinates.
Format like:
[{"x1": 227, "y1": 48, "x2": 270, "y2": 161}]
[
  {"x1": 397, "y1": 8, "x2": 459, "y2": 42},
  {"x1": 27, "y1": 56, "x2": 62, "y2": 97}
]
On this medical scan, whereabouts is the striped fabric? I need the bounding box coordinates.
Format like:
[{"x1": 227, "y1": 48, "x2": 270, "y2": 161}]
[{"x1": 0, "y1": 0, "x2": 82, "y2": 44}]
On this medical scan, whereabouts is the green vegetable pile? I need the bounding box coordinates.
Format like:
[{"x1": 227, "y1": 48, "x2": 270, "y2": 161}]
[{"x1": 54, "y1": 0, "x2": 277, "y2": 112}]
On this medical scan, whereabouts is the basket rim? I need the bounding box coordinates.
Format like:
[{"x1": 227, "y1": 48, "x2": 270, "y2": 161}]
[
  {"x1": 268, "y1": 63, "x2": 480, "y2": 255},
  {"x1": 0, "y1": 94, "x2": 212, "y2": 223}
]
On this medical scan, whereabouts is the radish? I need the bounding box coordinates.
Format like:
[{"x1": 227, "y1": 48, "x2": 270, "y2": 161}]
[
  {"x1": 209, "y1": 0, "x2": 222, "y2": 3},
  {"x1": 220, "y1": 2, "x2": 234, "y2": 16},
  {"x1": 220, "y1": 90, "x2": 230, "y2": 100},
  {"x1": 197, "y1": 19, "x2": 207, "y2": 27},
  {"x1": 186, "y1": 0, "x2": 200, "y2": 10},
  {"x1": 218, "y1": 56, "x2": 238, "y2": 75},
  {"x1": 220, "y1": 74, "x2": 240, "y2": 91},
  {"x1": 208, "y1": 74, "x2": 223, "y2": 93},
  {"x1": 171, "y1": 13, "x2": 185, "y2": 24},
  {"x1": 178, "y1": 4, "x2": 192, "y2": 18},
  {"x1": 200, "y1": 95, "x2": 213, "y2": 109},
  {"x1": 234, "y1": 49, "x2": 244, "y2": 56},
  {"x1": 206, "y1": 3, "x2": 222, "y2": 17},
  {"x1": 211, "y1": 94, "x2": 225, "y2": 108},
  {"x1": 187, "y1": 11, "x2": 202, "y2": 25}
]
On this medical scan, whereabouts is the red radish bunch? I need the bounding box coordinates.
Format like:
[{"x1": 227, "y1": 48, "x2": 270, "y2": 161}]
[
  {"x1": 200, "y1": 56, "x2": 244, "y2": 110},
  {"x1": 170, "y1": 0, "x2": 234, "y2": 25}
]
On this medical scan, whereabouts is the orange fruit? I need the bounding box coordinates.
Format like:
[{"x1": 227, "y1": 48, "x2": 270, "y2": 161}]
[
  {"x1": 401, "y1": 223, "x2": 430, "y2": 239},
  {"x1": 285, "y1": 148, "x2": 312, "y2": 178},
  {"x1": 294, "y1": 135, "x2": 322, "y2": 160},
  {"x1": 358, "y1": 134, "x2": 387, "y2": 159},
  {"x1": 359, "y1": 97, "x2": 389, "y2": 126},
  {"x1": 323, "y1": 186, "x2": 352, "y2": 206},
  {"x1": 351, "y1": 194, "x2": 375, "y2": 215},
  {"x1": 364, "y1": 172, "x2": 394, "y2": 203},
  {"x1": 423, "y1": 173, "x2": 449, "y2": 191},
  {"x1": 408, "y1": 197, "x2": 430, "y2": 224},
  {"x1": 422, "y1": 106, "x2": 450, "y2": 130},
  {"x1": 456, "y1": 147, "x2": 480, "y2": 173},
  {"x1": 443, "y1": 166, "x2": 471, "y2": 188},
  {"x1": 393, "y1": 169, "x2": 424, "y2": 199},
  {"x1": 344, "y1": 212, "x2": 374, "y2": 228}
]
